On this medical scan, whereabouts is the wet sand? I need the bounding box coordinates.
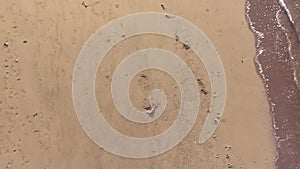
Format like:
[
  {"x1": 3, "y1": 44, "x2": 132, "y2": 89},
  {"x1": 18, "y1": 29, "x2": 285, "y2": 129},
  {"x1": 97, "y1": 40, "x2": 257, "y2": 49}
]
[
  {"x1": 246, "y1": 0, "x2": 300, "y2": 168},
  {"x1": 0, "y1": 0, "x2": 276, "y2": 168}
]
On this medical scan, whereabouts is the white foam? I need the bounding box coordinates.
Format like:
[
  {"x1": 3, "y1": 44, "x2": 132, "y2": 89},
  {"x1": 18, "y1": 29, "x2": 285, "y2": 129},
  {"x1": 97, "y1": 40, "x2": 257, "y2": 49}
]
[
  {"x1": 246, "y1": 1, "x2": 266, "y2": 80},
  {"x1": 246, "y1": 2, "x2": 280, "y2": 163},
  {"x1": 293, "y1": 69, "x2": 299, "y2": 89},
  {"x1": 276, "y1": 8, "x2": 300, "y2": 91},
  {"x1": 279, "y1": 0, "x2": 295, "y2": 24}
]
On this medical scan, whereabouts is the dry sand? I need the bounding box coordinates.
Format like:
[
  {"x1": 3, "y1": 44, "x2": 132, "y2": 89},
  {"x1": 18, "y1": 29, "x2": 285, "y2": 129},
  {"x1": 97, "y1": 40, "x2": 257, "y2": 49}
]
[{"x1": 0, "y1": 0, "x2": 275, "y2": 168}]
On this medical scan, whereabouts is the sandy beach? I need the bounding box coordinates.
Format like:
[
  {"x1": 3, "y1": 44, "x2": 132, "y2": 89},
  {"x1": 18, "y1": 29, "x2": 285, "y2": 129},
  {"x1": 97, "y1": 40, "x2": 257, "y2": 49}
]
[{"x1": 0, "y1": 0, "x2": 276, "y2": 168}]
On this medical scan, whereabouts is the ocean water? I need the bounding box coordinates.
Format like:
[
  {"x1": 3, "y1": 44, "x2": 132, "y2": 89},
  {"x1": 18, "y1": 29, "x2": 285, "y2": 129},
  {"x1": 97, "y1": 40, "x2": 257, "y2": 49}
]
[{"x1": 245, "y1": 0, "x2": 300, "y2": 168}]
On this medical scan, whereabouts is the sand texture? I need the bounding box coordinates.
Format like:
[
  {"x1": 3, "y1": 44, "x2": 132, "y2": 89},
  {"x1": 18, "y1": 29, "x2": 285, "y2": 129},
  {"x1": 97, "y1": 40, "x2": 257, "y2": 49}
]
[{"x1": 0, "y1": 0, "x2": 275, "y2": 168}]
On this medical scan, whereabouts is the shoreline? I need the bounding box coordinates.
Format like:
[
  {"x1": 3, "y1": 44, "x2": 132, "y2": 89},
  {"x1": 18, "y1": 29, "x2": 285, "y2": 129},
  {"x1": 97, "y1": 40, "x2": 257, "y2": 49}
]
[{"x1": 246, "y1": 0, "x2": 300, "y2": 168}]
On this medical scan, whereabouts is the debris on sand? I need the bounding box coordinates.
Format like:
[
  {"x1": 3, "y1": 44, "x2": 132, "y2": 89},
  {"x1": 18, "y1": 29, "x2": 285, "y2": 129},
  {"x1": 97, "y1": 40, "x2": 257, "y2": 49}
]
[
  {"x1": 182, "y1": 43, "x2": 191, "y2": 50},
  {"x1": 144, "y1": 106, "x2": 151, "y2": 110},
  {"x1": 197, "y1": 78, "x2": 204, "y2": 86},
  {"x1": 212, "y1": 134, "x2": 217, "y2": 140},
  {"x1": 224, "y1": 145, "x2": 232, "y2": 151},
  {"x1": 139, "y1": 73, "x2": 147, "y2": 78},
  {"x1": 3, "y1": 42, "x2": 8, "y2": 48},
  {"x1": 147, "y1": 110, "x2": 155, "y2": 118},
  {"x1": 175, "y1": 34, "x2": 179, "y2": 41},
  {"x1": 160, "y1": 3, "x2": 166, "y2": 10},
  {"x1": 82, "y1": 1, "x2": 88, "y2": 8},
  {"x1": 165, "y1": 14, "x2": 175, "y2": 19},
  {"x1": 227, "y1": 163, "x2": 233, "y2": 168},
  {"x1": 200, "y1": 89, "x2": 208, "y2": 95},
  {"x1": 144, "y1": 104, "x2": 158, "y2": 118}
]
